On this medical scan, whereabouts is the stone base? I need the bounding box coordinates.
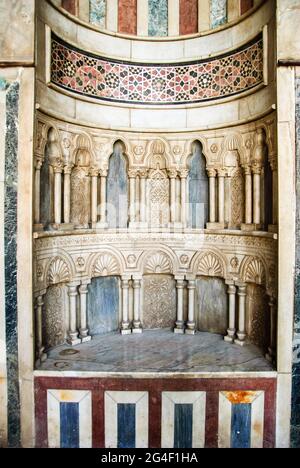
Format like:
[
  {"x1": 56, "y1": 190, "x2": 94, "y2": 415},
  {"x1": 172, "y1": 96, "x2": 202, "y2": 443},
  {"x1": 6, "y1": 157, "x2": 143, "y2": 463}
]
[
  {"x1": 121, "y1": 329, "x2": 132, "y2": 335},
  {"x1": 81, "y1": 335, "x2": 92, "y2": 343},
  {"x1": 132, "y1": 328, "x2": 143, "y2": 334},
  {"x1": 241, "y1": 223, "x2": 256, "y2": 231},
  {"x1": 207, "y1": 222, "x2": 227, "y2": 230},
  {"x1": 174, "y1": 328, "x2": 185, "y2": 334},
  {"x1": 49, "y1": 223, "x2": 74, "y2": 231},
  {"x1": 234, "y1": 339, "x2": 246, "y2": 347},
  {"x1": 224, "y1": 335, "x2": 234, "y2": 343},
  {"x1": 33, "y1": 223, "x2": 44, "y2": 232},
  {"x1": 168, "y1": 222, "x2": 184, "y2": 230},
  {"x1": 67, "y1": 338, "x2": 81, "y2": 346},
  {"x1": 185, "y1": 329, "x2": 196, "y2": 335}
]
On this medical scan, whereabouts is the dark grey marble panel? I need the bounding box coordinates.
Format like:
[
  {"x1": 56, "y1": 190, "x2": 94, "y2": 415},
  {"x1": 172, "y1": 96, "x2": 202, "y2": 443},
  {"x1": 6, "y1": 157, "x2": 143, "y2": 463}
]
[
  {"x1": 4, "y1": 80, "x2": 20, "y2": 447},
  {"x1": 196, "y1": 277, "x2": 228, "y2": 335},
  {"x1": 188, "y1": 142, "x2": 209, "y2": 229},
  {"x1": 292, "y1": 77, "x2": 300, "y2": 448},
  {"x1": 107, "y1": 142, "x2": 128, "y2": 229},
  {"x1": 87, "y1": 276, "x2": 120, "y2": 335}
]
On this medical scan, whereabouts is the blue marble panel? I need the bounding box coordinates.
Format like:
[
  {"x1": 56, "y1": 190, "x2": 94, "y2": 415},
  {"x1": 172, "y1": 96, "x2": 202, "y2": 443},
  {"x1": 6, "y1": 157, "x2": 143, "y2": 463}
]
[
  {"x1": 40, "y1": 141, "x2": 53, "y2": 227},
  {"x1": 90, "y1": 0, "x2": 106, "y2": 28},
  {"x1": 107, "y1": 142, "x2": 128, "y2": 229},
  {"x1": 87, "y1": 276, "x2": 119, "y2": 335},
  {"x1": 60, "y1": 403, "x2": 80, "y2": 448},
  {"x1": 188, "y1": 142, "x2": 208, "y2": 229},
  {"x1": 117, "y1": 404, "x2": 136, "y2": 448},
  {"x1": 174, "y1": 404, "x2": 193, "y2": 448},
  {"x1": 4, "y1": 80, "x2": 20, "y2": 447},
  {"x1": 148, "y1": 0, "x2": 168, "y2": 37},
  {"x1": 231, "y1": 404, "x2": 251, "y2": 449},
  {"x1": 210, "y1": 0, "x2": 227, "y2": 29}
]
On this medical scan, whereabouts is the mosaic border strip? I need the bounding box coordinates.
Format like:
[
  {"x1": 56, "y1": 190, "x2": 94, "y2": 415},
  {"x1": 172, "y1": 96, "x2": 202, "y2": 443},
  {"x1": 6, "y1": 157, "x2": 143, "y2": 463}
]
[{"x1": 51, "y1": 33, "x2": 263, "y2": 105}]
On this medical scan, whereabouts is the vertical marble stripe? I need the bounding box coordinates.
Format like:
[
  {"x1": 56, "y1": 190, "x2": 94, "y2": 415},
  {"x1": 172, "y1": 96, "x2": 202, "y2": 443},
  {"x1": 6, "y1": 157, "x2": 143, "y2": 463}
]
[
  {"x1": 231, "y1": 404, "x2": 251, "y2": 449},
  {"x1": 240, "y1": 0, "x2": 253, "y2": 15},
  {"x1": 90, "y1": 0, "x2": 106, "y2": 28},
  {"x1": 210, "y1": 0, "x2": 227, "y2": 29},
  {"x1": 62, "y1": 0, "x2": 78, "y2": 15},
  {"x1": 174, "y1": 404, "x2": 193, "y2": 448},
  {"x1": 118, "y1": 0, "x2": 137, "y2": 35},
  {"x1": 168, "y1": 0, "x2": 179, "y2": 37},
  {"x1": 188, "y1": 142, "x2": 208, "y2": 229},
  {"x1": 117, "y1": 404, "x2": 136, "y2": 448},
  {"x1": 180, "y1": 0, "x2": 198, "y2": 35},
  {"x1": 148, "y1": 0, "x2": 168, "y2": 37},
  {"x1": 4, "y1": 81, "x2": 20, "y2": 448},
  {"x1": 107, "y1": 0, "x2": 118, "y2": 32},
  {"x1": 60, "y1": 403, "x2": 80, "y2": 448},
  {"x1": 87, "y1": 276, "x2": 120, "y2": 335}
]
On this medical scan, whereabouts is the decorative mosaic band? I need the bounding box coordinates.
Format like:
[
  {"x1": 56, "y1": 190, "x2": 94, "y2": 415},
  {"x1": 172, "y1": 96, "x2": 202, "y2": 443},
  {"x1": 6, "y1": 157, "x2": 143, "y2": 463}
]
[{"x1": 51, "y1": 33, "x2": 263, "y2": 105}]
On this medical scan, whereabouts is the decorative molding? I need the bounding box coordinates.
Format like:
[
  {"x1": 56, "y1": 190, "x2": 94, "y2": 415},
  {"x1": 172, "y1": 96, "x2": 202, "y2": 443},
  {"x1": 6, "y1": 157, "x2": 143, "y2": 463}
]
[
  {"x1": 51, "y1": 32, "x2": 263, "y2": 105},
  {"x1": 196, "y1": 252, "x2": 225, "y2": 277},
  {"x1": 47, "y1": 257, "x2": 71, "y2": 285},
  {"x1": 145, "y1": 251, "x2": 173, "y2": 274},
  {"x1": 92, "y1": 253, "x2": 120, "y2": 277}
]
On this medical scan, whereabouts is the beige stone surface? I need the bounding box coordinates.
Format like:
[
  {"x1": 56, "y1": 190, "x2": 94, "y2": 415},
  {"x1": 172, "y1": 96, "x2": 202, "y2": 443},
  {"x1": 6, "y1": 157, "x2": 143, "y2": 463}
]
[
  {"x1": 277, "y1": 0, "x2": 300, "y2": 61},
  {"x1": 0, "y1": 0, "x2": 35, "y2": 63}
]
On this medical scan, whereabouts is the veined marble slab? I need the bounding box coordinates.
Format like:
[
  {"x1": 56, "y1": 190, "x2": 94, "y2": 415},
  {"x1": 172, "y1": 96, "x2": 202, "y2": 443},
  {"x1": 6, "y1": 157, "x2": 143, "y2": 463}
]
[{"x1": 39, "y1": 330, "x2": 274, "y2": 373}]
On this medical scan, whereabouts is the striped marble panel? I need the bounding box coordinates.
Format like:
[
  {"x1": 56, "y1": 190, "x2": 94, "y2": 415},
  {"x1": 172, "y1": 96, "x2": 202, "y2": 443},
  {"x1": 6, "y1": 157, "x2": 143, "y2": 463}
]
[
  {"x1": 105, "y1": 391, "x2": 149, "y2": 448},
  {"x1": 47, "y1": 390, "x2": 92, "y2": 448},
  {"x1": 161, "y1": 392, "x2": 206, "y2": 448},
  {"x1": 218, "y1": 391, "x2": 265, "y2": 448}
]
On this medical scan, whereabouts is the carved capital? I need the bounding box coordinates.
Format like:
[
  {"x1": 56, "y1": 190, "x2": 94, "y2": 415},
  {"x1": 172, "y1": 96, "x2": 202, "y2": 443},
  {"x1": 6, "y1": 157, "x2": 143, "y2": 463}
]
[
  {"x1": 64, "y1": 164, "x2": 73, "y2": 175},
  {"x1": 252, "y1": 164, "x2": 262, "y2": 175},
  {"x1": 99, "y1": 168, "x2": 108, "y2": 177},
  {"x1": 138, "y1": 168, "x2": 148, "y2": 179},
  {"x1": 217, "y1": 168, "x2": 227, "y2": 177},
  {"x1": 35, "y1": 157, "x2": 43, "y2": 171},
  {"x1": 128, "y1": 169, "x2": 139, "y2": 179},
  {"x1": 90, "y1": 167, "x2": 99, "y2": 177},
  {"x1": 179, "y1": 169, "x2": 189, "y2": 179},
  {"x1": 207, "y1": 168, "x2": 217, "y2": 178},
  {"x1": 168, "y1": 169, "x2": 178, "y2": 179}
]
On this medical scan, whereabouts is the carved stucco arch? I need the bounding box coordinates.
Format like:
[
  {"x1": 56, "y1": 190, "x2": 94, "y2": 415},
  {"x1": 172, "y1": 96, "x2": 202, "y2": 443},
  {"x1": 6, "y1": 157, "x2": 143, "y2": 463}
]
[
  {"x1": 190, "y1": 249, "x2": 227, "y2": 279},
  {"x1": 86, "y1": 248, "x2": 125, "y2": 279},
  {"x1": 44, "y1": 251, "x2": 76, "y2": 287},
  {"x1": 138, "y1": 247, "x2": 179, "y2": 276},
  {"x1": 184, "y1": 138, "x2": 208, "y2": 168},
  {"x1": 71, "y1": 131, "x2": 97, "y2": 168},
  {"x1": 144, "y1": 137, "x2": 174, "y2": 169},
  {"x1": 239, "y1": 255, "x2": 268, "y2": 286}
]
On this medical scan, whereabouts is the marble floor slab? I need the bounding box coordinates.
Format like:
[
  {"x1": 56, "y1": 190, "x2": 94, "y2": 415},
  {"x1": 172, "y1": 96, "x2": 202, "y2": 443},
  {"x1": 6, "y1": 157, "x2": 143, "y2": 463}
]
[{"x1": 38, "y1": 330, "x2": 274, "y2": 373}]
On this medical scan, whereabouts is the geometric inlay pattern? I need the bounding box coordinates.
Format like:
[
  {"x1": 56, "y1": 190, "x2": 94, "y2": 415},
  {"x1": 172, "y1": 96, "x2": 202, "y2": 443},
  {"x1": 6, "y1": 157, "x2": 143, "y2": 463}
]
[{"x1": 51, "y1": 33, "x2": 263, "y2": 105}]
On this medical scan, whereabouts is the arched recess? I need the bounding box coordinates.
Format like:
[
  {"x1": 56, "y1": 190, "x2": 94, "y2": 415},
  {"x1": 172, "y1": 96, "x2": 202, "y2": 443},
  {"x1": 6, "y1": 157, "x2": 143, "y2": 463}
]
[
  {"x1": 240, "y1": 255, "x2": 269, "y2": 353},
  {"x1": 107, "y1": 140, "x2": 129, "y2": 229},
  {"x1": 188, "y1": 140, "x2": 209, "y2": 229},
  {"x1": 40, "y1": 127, "x2": 60, "y2": 228},
  {"x1": 142, "y1": 250, "x2": 177, "y2": 330},
  {"x1": 87, "y1": 251, "x2": 122, "y2": 336},
  {"x1": 191, "y1": 250, "x2": 228, "y2": 334}
]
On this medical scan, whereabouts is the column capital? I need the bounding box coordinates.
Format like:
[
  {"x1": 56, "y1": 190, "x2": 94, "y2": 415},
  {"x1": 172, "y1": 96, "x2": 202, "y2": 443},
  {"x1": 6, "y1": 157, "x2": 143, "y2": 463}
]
[
  {"x1": 99, "y1": 168, "x2": 108, "y2": 177},
  {"x1": 168, "y1": 169, "x2": 178, "y2": 179},
  {"x1": 227, "y1": 284, "x2": 237, "y2": 294},
  {"x1": 128, "y1": 169, "x2": 139, "y2": 179},
  {"x1": 53, "y1": 163, "x2": 63, "y2": 174},
  {"x1": 64, "y1": 164, "x2": 73, "y2": 175},
  {"x1": 79, "y1": 283, "x2": 89, "y2": 294},
  {"x1": 252, "y1": 164, "x2": 262, "y2": 175},
  {"x1": 236, "y1": 283, "x2": 247, "y2": 296},
  {"x1": 176, "y1": 278, "x2": 185, "y2": 288},
  {"x1": 243, "y1": 165, "x2": 252, "y2": 175},
  {"x1": 207, "y1": 168, "x2": 217, "y2": 178},
  {"x1": 138, "y1": 168, "x2": 148, "y2": 178},
  {"x1": 179, "y1": 169, "x2": 189, "y2": 179},
  {"x1": 35, "y1": 157, "x2": 43, "y2": 171},
  {"x1": 90, "y1": 167, "x2": 99, "y2": 177},
  {"x1": 187, "y1": 280, "x2": 196, "y2": 289},
  {"x1": 217, "y1": 168, "x2": 227, "y2": 177}
]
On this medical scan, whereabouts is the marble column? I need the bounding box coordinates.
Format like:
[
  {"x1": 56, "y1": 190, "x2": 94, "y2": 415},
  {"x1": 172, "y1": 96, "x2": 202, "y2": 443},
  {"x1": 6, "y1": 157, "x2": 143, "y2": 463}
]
[
  {"x1": 269, "y1": 159, "x2": 278, "y2": 231},
  {"x1": 132, "y1": 277, "x2": 142, "y2": 334},
  {"x1": 174, "y1": 278, "x2": 185, "y2": 334},
  {"x1": 224, "y1": 284, "x2": 237, "y2": 343},
  {"x1": 67, "y1": 283, "x2": 81, "y2": 346},
  {"x1": 54, "y1": 165, "x2": 63, "y2": 226},
  {"x1": 235, "y1": 284, "x2": 247, "y2": 346},
  {"x1": 121, "y1": 277, "x2": 131, "y2": 335},
  {"x1": 139, "y1": 169, "x2": 148, "y2": 226},
  {"x1": 218, "y1": 169, "x2": 226, "y2": 226},
  {"x1": 98, "y1": 169, "x2": 108, "y2": 228},
  {"x1": 253, "y1": 167, "x2": 262, "y2": 227},
  {"x1": 241, "y1": 165, "x2": 255, "y2": 231},
  {"x1": 129, "y1": 170, "x2": 137, "y2": 226},
  {"x1": 208, "y1": 169, "x2": 216, "y2": 224},
  {"x1": 90, "y1": 169, "x2": 98, "y2": 227},
  {"x1": 168, "y1": 169, "x2": 177, "y2": 225},
  {"x1": 34, "y1": 158, "x2": 43, "y2": 229},
  {"x1": 79, "y1": 282, "x2": 91, "y2": 342},
  {"x1": 186, "y1": 278, "x2": 196, "y2": 335},
  {"x1": 180, "y1": 170, "x2": 189, "y2": 227},
  {"x1": 62, "y1": 165, "x2": 73, "y2": 226},
  {"x1": 35, "y1": 294, "x2": 47, "y2": 365},
  {"x1": 266, "y1": 295, "x2": 277, "y2": 362}
]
